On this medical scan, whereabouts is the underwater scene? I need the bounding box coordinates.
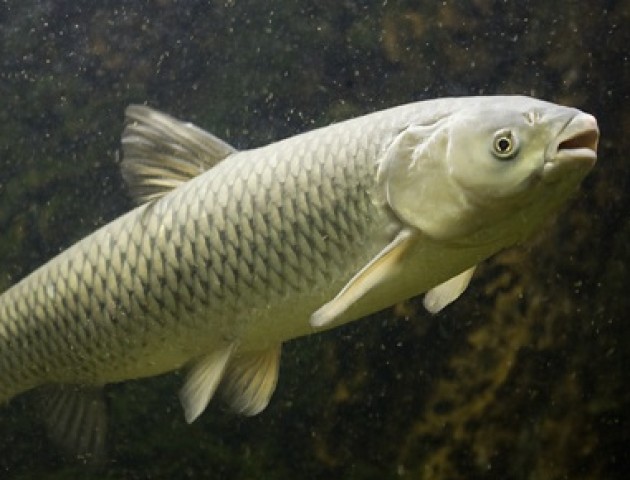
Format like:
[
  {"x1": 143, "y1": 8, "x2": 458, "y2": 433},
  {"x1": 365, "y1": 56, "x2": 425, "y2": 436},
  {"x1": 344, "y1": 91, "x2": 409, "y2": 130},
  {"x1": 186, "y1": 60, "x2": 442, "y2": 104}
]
[{"x1": 0, "y1": 1, "x2": 628, "y2": 479}]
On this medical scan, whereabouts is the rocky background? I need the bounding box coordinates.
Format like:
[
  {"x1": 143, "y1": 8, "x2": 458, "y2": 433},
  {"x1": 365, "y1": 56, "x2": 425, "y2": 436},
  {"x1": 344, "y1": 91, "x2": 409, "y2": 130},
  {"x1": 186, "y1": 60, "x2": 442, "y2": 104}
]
[{"x1": 0, "y1": 1, "x2": 628, "y2": 479}]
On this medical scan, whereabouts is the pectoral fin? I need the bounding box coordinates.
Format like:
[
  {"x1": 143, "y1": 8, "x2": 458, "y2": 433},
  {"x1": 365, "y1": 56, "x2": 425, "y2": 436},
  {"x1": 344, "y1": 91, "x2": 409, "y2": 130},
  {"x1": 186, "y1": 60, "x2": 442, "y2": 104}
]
[
  {"x1": 310, "y1": 228, "x2": 418, "y2": 328},
  {"x1": 221, "y1": 345, "x2": 282, "y2": 416},
  {"x1": 179, "y1": 343, "x2": 236, "y2": 423},
  {"x1": 423, "y1": 266, "x2": 476, "y2": 314}
]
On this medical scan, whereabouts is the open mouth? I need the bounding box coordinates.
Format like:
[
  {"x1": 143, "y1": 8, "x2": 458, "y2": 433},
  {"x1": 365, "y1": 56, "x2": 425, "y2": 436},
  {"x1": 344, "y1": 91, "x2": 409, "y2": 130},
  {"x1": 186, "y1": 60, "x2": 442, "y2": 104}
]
[
  {"x1": 558, "y1": 115, "x2": 599, "y2": 154},
  {"x1": 543, "y1": 112, "x2": 599, "y2": 181}
]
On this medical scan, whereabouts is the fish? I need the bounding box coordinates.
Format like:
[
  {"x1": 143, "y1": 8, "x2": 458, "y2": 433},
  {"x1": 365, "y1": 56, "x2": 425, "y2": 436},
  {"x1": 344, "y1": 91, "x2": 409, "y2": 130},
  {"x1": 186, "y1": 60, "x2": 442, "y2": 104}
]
[{"x1": 0, "y1": 96, "x2": 598, "y2": 459}]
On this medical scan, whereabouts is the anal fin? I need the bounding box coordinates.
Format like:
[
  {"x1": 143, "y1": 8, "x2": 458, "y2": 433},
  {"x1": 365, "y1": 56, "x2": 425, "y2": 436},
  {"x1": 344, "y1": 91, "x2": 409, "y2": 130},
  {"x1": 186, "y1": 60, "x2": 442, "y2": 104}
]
[
  {"x1": 40, "y1": 385, "x2": 107, "y2": 464},
  {"x1": 179, "y1": 343, "x2": 236, "y2": 423},
  {"x1": 221, "y1": 345, "x2": 281, "y2": 416}
]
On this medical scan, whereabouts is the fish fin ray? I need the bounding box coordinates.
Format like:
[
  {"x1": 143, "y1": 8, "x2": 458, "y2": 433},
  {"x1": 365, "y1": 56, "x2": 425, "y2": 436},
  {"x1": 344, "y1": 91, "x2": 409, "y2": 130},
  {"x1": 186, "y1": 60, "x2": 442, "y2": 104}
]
[
  {"x1": 310, "y1": 228, "x2": 418, "y2": 327},
  {"x1": 423, "y1": 266, "x2": 476, "y2": 313},
  {"x1": 121, "y1": 105, "x2": 237, "y2": 204},
  {"x1": 221, "y1": 345, "x2": 281, "y2": 416},
  {"x1": 179, "y1": 343, "x2": 236, "y2": 423},
  {"x1": 40, "y1": 385, "x2": 107, "y2": 464}
]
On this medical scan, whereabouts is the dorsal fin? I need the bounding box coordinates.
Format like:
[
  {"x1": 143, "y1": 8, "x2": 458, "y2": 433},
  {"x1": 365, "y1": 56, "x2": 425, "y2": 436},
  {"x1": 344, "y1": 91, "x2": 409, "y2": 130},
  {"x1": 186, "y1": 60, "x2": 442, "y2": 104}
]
[{"x1": 121, "y1": 105, "x2": 237, "y2": 204}]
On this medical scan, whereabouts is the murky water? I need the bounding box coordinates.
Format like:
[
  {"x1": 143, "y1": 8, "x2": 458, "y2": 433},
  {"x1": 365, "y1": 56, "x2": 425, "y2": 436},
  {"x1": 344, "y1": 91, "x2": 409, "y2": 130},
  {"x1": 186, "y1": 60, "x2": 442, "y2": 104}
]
[{"x1": 0, "y1": 1, "x2": 628, "y2": 479}]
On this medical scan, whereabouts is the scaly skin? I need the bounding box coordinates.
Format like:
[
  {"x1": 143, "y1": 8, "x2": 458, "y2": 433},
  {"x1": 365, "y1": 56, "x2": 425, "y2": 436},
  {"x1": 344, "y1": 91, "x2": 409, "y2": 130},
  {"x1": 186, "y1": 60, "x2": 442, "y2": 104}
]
[{"x1": 0, "y1": 102, "x2": 419, "y2": 401}]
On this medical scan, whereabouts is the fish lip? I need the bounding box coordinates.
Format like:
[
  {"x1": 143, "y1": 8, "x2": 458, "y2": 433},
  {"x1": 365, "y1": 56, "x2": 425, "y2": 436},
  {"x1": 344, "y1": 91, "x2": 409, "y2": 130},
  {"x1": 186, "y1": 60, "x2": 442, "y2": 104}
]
[{"x1": 543, "y1": 112, "x2": 599, "y2": 182}]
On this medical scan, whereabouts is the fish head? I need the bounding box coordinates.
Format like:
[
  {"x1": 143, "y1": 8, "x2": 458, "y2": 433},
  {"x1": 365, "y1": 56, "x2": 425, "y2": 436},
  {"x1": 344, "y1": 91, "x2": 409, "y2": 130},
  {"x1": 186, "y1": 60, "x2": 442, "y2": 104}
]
[
  {"x1": 446, "y1": 100, "x2": 598, "y2": 199},
  {"x1": 378, "y1": 96, "x2": 598, "y2": 245}
]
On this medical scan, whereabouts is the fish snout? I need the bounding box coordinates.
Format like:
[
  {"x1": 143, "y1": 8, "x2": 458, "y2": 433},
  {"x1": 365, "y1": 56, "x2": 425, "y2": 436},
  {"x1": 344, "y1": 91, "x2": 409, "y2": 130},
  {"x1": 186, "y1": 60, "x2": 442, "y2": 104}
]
[{"x1": 543, "y1": 112, "x2": 599, "y2": 182}]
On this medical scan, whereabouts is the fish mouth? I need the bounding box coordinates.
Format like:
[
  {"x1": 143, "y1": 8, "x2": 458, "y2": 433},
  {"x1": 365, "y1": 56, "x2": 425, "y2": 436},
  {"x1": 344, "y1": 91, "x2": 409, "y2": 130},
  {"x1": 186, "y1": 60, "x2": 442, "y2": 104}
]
[{"x1": 543, "y1": 112, "x2": 599, "y2": 182}]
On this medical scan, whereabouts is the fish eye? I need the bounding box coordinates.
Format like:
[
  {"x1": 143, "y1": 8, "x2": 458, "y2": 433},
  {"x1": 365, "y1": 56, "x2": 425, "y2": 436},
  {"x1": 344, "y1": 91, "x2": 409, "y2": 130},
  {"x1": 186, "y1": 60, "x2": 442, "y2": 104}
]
[{"x1": 492, "y1": 129, "x2": 519, "y2": 160}]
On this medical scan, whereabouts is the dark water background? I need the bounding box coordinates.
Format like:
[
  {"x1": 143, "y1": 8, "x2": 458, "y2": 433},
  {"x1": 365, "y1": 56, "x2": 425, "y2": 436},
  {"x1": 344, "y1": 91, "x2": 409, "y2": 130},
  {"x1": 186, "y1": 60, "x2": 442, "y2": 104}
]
[{"x1": 0, "y1": 1, "x2": 628, "y2": 479}]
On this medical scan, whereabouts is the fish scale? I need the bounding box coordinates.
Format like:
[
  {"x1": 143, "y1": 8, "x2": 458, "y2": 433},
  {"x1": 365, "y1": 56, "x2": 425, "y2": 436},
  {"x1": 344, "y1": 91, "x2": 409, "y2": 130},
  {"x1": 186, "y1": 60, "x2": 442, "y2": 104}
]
[{"x1": 0, "y1": 104, "x2": 397, "y2": 403}]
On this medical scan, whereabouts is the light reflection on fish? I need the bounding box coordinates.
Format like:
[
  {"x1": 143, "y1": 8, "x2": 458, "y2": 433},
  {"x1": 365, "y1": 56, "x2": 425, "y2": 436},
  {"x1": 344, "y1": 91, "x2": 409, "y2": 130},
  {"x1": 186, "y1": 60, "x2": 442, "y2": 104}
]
[{"x1": 0, "y1": 96, "x2": 598, "y2": 459}]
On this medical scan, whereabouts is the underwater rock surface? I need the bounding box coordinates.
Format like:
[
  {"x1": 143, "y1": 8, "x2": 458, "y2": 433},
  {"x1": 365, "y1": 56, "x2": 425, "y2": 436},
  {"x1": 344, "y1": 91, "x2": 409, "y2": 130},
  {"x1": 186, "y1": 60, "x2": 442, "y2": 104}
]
[{"x1": 0, "y1": 1, "x2": 628, "y2": 478}]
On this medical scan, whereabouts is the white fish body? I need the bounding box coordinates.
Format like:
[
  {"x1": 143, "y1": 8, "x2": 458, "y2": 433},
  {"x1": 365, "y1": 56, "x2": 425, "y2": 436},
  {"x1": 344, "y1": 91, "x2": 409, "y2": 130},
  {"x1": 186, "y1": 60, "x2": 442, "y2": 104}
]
[{"x1": 0, "y1": 96, "x2": 598, "y2": 458}]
